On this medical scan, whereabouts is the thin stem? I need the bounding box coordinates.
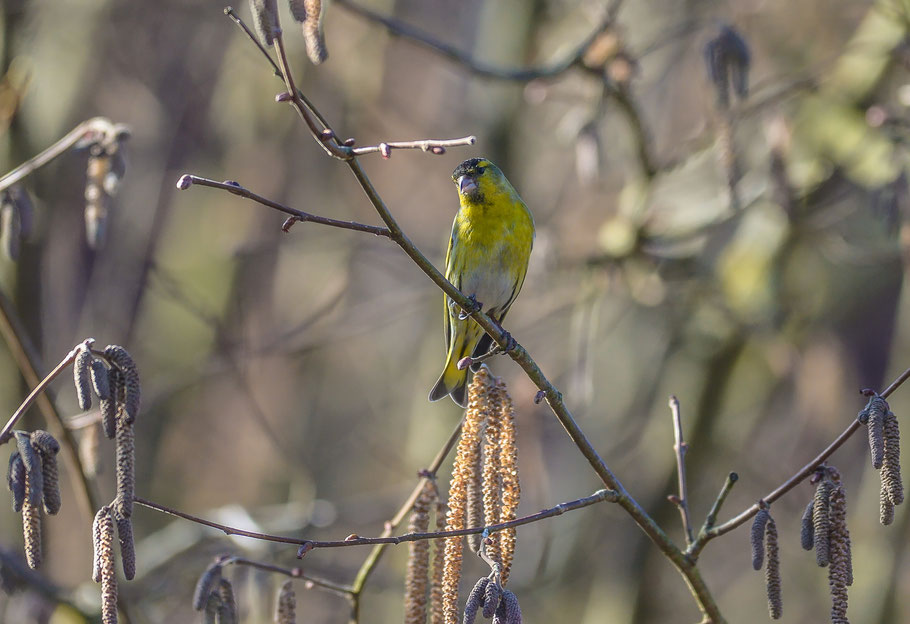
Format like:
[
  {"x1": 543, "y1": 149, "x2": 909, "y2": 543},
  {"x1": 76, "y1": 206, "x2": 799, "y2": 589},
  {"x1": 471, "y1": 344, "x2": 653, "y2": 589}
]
[
  {"x1": 136, "y1": 489, "x2": 618, "y2": 550},
  {"x1": 334, "y1": 0, "x2": 623, "y2": 82},
  {"x1": 0, "y1": 347, "x2": 79, "y2": 444},
  {"x1": 669, "y1": 395, "x2": 694, "y2": 547},
  {"x1": 0, "y1": 117, "x2": 122, "y2": 191},
  {"x1": 350, "y1": 135, "x2": 476, "y2": 157},
  {"x1": 176, "y1": 175, "x2": 392, "y2": 238},
  {"x1": 227, "y1": 557, "x2": 353, "y2": 597},
  {"x1": 688, "y1": 472, "x2": 738, "y2": 559},
  {"x1": 695, "y1": 364, "x2": 910, "y2": 548}
]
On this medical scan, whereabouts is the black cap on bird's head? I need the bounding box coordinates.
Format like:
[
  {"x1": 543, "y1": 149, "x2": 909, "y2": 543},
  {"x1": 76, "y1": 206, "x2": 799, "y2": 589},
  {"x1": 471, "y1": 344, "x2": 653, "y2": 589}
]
[{"x1": 452, "y1": 157, "x2": 495, "y2": 199}]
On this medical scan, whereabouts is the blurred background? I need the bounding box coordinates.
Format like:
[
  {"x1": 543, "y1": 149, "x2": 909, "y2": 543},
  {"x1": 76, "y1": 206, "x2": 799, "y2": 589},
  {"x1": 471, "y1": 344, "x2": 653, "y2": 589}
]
[{"x1": 0, "y1": 0, "x2": 909, "y2": 622}]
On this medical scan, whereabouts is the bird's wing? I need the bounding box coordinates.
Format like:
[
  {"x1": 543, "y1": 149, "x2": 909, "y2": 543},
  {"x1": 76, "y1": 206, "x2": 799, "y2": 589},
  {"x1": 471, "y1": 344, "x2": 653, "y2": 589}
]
[{"x1": 442, "y1": 227, "x2": 457, "y2": 353}]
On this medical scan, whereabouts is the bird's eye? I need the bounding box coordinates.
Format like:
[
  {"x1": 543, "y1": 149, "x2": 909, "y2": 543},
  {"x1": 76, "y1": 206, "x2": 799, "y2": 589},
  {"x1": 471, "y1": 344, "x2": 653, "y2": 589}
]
[{"x1": 475, "y1": 166, "x2": 486, "y2": 175}]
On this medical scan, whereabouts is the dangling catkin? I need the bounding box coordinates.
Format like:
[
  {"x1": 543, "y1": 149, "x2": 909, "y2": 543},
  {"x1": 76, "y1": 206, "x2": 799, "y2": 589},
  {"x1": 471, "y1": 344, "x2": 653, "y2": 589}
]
[
  {"x1": 750, "y1": 508, "x2": 770, "y2": 571},
  {"x1": 441, "y1": 368, "x2": 493, "y2": 624},
  {"x1": 193, "y1": 560, "x2": 223, "y2": 611},
  {"x1": 497, "y1": 379, "x2": 519, "y2": 586},
  {"x1": 74, "y1": 347, "x2": 94, "y2": 411},
  {"x1": 462, "y1": 577, "x2": 490, "y2": 624},
  {"x1": 104, "y1": 345, "x2": 140, "y2": 424},
  {"x1": 275, "y1": 580, "x2": 296, "y2": 624},
  {"x1": 813, "y1": 480, "x2": 833, "y2": 567},
  {"x1": 430, "y1": 499, "x2": 446, "y2": 624},
  {"x1": 21, "y1": 470, "x2": 41, "y2": 569},
  {"x1": 765, "y1": 517, "x2": 782, "y2": 619},
  {"x1": 115, "y1": 420, "x2": 135, "y2": 519},
  {"x1": 799, "y1": 499, "x2": 814, "y2": 550},
  {"x1": 863, "y1": 396, "x2": 887, "y2": 469},
  {"x1": 30, "y1": 430, "x2": 61, "y2": 515},
  {"x1": 481, "y1": 384, "x2": 503, "y2": 568},
  {"x1": 92, "y1": 507, "x2": 117, "y2": 623},
  {"x1": 404, "y1": 480, "x2": 436, "y2": 624},
  {"x1": 882, "y1": 411, "x2": 903, "y2": 505},
  {"x1": 218, "y1": 578, "x2": 238, "y2": 624},
  {"x1": 115, "y1": 510, "x2": 136, "y2": 580},
  {"x1": 828, "y1": 486, "x2": 850, "y2": 623},
  {"x1": 7, "y1": 452, "x2": 25, "y2": 512}
]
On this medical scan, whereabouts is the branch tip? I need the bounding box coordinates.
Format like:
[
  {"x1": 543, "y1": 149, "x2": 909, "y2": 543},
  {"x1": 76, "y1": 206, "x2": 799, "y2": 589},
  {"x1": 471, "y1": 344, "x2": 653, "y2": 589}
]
[
  {"x1": 176, "y1": 174, "x2": 193, "y2": 190},
  {"x1": 275, "y1": 92, "x2": 292, "y2": 102}
]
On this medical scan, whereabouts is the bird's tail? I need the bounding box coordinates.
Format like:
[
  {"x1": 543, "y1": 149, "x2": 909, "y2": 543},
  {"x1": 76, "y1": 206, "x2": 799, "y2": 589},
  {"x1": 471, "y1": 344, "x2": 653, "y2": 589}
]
[{"x1": 429, "y1": 356, "x2": 469, "y2": 407}]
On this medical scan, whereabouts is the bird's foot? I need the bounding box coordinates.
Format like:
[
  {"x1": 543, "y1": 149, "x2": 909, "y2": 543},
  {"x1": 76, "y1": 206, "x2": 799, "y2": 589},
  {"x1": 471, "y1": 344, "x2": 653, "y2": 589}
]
[{"x1": 457, "y1": 294, "x2": 483, "y2": 321}]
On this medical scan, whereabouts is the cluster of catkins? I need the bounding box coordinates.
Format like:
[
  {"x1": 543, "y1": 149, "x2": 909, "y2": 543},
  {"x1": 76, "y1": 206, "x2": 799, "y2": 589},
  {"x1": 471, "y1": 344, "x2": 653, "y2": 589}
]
[
  {"x1": 191, "y1": 557, "x2": 299, "y2": 624},
  {"x1": 76, "y1": 341, "x2": 141, "y2": 624},
  {"x1": 858, "y1": 394, "x2": 903, "y2": 524},
  {"x1": 249, "y1": 0, "x2": 328, "y2": 64},
  {"x1": 436, "y1": 367, "x2": 522, "y2": 624},
  {"x1": 5, "y1": 429, "x2": 61, "y2": 569}
]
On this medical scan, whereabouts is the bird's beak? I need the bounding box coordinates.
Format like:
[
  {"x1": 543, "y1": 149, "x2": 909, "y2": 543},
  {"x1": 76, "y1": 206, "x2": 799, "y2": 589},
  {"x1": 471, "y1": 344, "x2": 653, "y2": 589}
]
[{"x1": 457, "y1": 175, "x2": 477, "y2": 195}]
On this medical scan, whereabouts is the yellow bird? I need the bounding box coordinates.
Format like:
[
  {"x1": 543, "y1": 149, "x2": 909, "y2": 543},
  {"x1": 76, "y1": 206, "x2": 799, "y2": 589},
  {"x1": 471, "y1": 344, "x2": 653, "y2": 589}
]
[{"x1": 429, "y1": 158, "x2": 535, "y2": 407}]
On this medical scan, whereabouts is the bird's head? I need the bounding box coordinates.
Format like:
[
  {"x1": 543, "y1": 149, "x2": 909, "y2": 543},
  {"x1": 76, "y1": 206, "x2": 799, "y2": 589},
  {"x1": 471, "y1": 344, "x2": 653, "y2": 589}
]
[{"x1": 452, "y1": 157, "x2": 503, "y2": 204}]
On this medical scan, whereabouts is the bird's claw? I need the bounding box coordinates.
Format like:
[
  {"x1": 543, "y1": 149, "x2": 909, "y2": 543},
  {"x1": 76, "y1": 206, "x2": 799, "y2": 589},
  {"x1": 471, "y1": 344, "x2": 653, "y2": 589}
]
[
  {"x1": 500, "y1": 330, "x2": 516, "y2": 353},
  {"x1": 457, "y1": 294, "x2": 482, "y2": 320}
]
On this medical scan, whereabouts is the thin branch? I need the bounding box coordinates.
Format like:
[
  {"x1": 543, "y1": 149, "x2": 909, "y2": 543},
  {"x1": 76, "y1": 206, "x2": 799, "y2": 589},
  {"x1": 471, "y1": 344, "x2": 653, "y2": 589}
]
[
  {"x1": 350, "y1": 135, "x2": 476, "y2": 157},
  {"x1": 692, "y1": 364, "x2": 910, "y2": 551},
  {"x1": 688, "y1": 472, "x2": 738, "y2": 559},
  {"x1": 0, "y1": 117, "x2": 125, "y2": 191},
  {"x1": 0, "y1": 347, "x2": 80, "y2": 444},
  {"x1": 225, "y1": 557, "x2": 353, "y2": 597},
  {"x1": 668, "y1": 396, "x2": 694, "y2": 547},
  {"x1": 175, "y1": 175, "x2": 392, "y2": 238},
  {"x1": 136, "y1": 489, "x2": 618, "y2": 550},
  {"x1": 335, "y1": 0, "x2": 623, "y2": 82}
]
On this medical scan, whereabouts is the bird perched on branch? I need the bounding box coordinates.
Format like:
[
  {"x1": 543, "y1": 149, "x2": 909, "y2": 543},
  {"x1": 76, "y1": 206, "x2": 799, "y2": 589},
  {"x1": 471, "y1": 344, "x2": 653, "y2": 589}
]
[{"x1": 429, "y1": 158, "x2": 535, "y2": 407}]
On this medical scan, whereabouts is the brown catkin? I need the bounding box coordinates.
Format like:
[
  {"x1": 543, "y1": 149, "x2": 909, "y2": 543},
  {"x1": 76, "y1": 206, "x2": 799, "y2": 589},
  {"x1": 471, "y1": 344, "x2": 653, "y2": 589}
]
[
  {"x1": 463, "y1": 577, "x2": 490, "y2": 624},
  {"x1": 218, "y1": 578, "x2": 238, "y2": 624},
  {"x1": 104, "y1": 345, "x2": 140, "y2": 424},
  {"x1": 750, "y1": 508, "x2": 770, "y2": 570},
  {"x1": 865, "y1": 396, "x2": 887, "y2": 470},
  {"x1": 465, "y1": 438, "x2": 484, "y2": 556},
  {"x1": 275, "y1": 579, "x2": 296, "y2": 624},
  {"x1": 115, "y1": 511, "x2": 136, "y2": 580},
  {"x1": 404, "y1": 480, "x2": 436, "y2": 624},
  {"x1": 481, "y1": 383, "x2": 503, "y2": 568},
  {"x1": 21, "y1": 470, "x2": 41, "y2": 569},
  {"x1": 74, "y1": 347, "x2": 94, "y2": 410},
  {"x1": 813, "y1": 480, "x2": 833, "y2": 567},
  {"x1": 249, "y1": 0, "x2": 280, "y2": 46},
  {"x1": 193, "y1": 561, "x2": 223, "y2": 611},
  {"x1": 882, "y1": 411, "x2": 903, "y2": 505},
  {"x1": 828, "y1": 486, "x2": 850, "y2": 623},
  {"x1": 101, "y1": 366, "x2": 123, "y2": 439},
  {"x1": 7, "y1": 452, "x2": 25, "y2": 512},
  {"x1": 765, "y1": 517, "x2": 782, "y2": 619},
  {"x1": 91, "y1": 359, "x2": 111, "y2": 400},
  {"x1": 93, "y1": 507, "x2": 117, "y2": 623},
  {"x1": 430, "y1": 499, "x2": 446, "y2": 624},
  {"x1": 115, "y1": 421, "x2": 135, "y2": 518},
  {"x1": 497, "y1": 380, "x2": 519, "y2": 586},
  {"x1": 493, "y1": 589, "x2": 522, "y2": 624},
  {"x1": 880, "y1": 487, "x2": 895, "y2": 525},
  {"x1": 31, "y1": 430, "x2": 61, "y2": 515},
  {"x1": 442, "y1": 368, "x2": 493, "y2": 624},
  {"x1": 483, "y1": 578, "x2": 502, "y2": 619},
  {"x1": 15, "y1": 431, "x2": 42, "y2": 507},
  {"x1": 800, "y1": 499, "x2": 814, "y2": 550},
  {"x1": 302, "y1": 0, "x2": 328, "y2": 64}
]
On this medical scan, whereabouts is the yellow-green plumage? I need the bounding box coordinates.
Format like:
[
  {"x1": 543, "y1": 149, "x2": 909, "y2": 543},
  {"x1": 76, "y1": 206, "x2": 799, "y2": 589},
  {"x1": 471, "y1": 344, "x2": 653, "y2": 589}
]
[{"x1": 429, "y1": 158, "x2": 534, "y2": 407}]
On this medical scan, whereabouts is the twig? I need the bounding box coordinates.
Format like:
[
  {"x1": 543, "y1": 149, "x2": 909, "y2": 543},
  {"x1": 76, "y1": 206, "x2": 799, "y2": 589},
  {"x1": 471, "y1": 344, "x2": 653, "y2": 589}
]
[
  {"x1": 175, "y1": 175, "x2": 392, "y2": 238},
  {"x1": 335, "y1": 0, "x2": 623, "y2": 82},
  {"x1": 688, "y1": 472, "x2": 738, "y2": 559},
  {"x1": 225, "y1": 557, "x2": 353, "y2": 597},
  {"x1": 136, "y1": 489, "x2": 618, "y2": 550},
  {"x1": 0, "y1": 347, "x2": 80, "y2": 445},
  {"x1": 0, "y1": 117, "x2": 124, "y2": 191},
  {"x1": 691, "y1": 364, "x2": 910, "y2": 553},
  {"x1": 668, "y1": 396, "x2": 694, "y2": 547},
  {"x1": 350, "y1": 136, "x2": 476, "y2": 157}
]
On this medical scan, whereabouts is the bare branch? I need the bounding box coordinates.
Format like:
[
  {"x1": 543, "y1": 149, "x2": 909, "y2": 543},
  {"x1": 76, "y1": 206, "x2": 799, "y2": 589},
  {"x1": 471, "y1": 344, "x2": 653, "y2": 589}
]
[
  {"x1": 175, "y1": 175, "x2": 393, "y2": 238},
  {"x1": 669, "y1": 396, "x2": 694, "y2": 547}
]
